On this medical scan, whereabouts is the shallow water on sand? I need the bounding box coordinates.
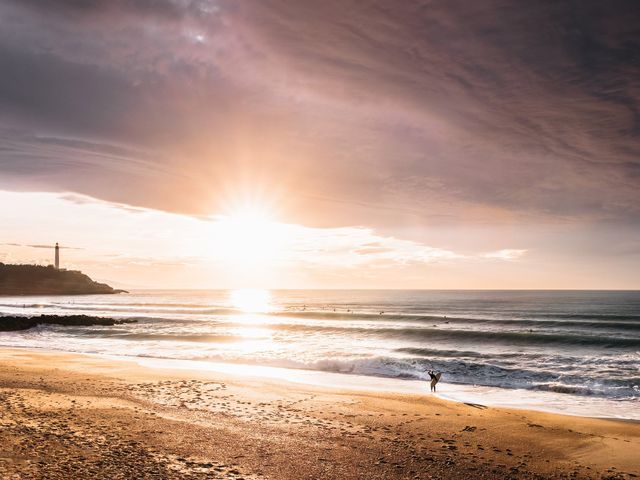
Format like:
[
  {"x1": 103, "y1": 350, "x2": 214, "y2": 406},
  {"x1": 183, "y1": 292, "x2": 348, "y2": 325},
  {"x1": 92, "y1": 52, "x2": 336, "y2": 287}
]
[{"x1": 1, "y1": 289, "x2": 638, "y2": 418}]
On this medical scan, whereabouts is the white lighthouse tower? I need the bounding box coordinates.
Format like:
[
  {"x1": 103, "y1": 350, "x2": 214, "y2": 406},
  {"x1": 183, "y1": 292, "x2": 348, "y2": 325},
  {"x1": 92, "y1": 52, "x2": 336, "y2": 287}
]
[{"x1": 54, "y1": 242, "x2": 60, "y2": 270}]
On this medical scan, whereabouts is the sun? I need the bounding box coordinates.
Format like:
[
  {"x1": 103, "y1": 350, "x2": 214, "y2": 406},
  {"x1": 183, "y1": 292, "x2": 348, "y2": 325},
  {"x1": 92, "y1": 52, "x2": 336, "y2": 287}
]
[{"x1": 212, "y1": 205, "x2": 287, "y2": 269}]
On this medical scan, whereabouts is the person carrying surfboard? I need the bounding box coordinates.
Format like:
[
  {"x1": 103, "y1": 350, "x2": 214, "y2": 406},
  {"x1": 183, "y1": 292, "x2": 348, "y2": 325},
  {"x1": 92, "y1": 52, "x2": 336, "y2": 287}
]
[{"x1": 427, "y1": 370, "x2": 441, "y2": 392}]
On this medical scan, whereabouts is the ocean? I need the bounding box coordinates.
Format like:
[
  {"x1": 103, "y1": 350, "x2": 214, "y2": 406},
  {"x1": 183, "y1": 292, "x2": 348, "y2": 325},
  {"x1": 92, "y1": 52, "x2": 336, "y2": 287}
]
[{"x1": 1, "y1": 289, "x2": 638, "y2": 419}]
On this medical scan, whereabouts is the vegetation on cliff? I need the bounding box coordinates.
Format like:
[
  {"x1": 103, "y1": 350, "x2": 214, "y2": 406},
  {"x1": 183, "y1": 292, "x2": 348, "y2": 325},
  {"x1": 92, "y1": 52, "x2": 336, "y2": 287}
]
[{"x1": 0, "y1": 263, "x2": 127, "y2": 295}]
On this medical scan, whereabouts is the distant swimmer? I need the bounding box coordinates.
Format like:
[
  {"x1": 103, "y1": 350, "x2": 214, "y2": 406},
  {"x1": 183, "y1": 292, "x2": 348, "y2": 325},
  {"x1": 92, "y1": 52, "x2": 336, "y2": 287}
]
[{"x1": 427, "y1": 370, "x2": 442, "y2": 392}]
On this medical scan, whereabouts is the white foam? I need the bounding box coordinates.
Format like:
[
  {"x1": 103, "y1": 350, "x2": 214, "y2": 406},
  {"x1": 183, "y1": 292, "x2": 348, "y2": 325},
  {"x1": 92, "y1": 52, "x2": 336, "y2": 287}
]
[{"x1": 132, "y1": 356, "x2": 640, "y2": 420}]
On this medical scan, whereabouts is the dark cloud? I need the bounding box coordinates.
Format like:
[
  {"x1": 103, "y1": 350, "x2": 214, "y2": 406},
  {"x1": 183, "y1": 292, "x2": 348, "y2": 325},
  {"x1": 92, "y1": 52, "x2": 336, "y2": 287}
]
[
  {"x1": 0, "y1": 0, "x2": 639, "y2": 230},
  {"x1": 0, "y1": 43, "x2": 137, "y2": 137},
  {"x1": 236, "y1": 0, "x2": 640, "y2": 219},
  {"x1": 12, "y1": 0, "x2": 212, "y2": 20}
]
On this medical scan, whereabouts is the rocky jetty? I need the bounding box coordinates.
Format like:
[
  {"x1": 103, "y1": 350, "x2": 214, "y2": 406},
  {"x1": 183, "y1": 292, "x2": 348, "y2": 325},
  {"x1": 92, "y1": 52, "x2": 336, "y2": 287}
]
[{"x1": 0, "y1": 314, "x2": 136, "y2": 331}]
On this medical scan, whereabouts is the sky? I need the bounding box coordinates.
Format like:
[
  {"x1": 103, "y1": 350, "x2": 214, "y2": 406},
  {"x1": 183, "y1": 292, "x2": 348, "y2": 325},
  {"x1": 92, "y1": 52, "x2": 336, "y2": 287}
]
[{"x1": 0, "y1": 0, "x2": 639, "y2": 289}]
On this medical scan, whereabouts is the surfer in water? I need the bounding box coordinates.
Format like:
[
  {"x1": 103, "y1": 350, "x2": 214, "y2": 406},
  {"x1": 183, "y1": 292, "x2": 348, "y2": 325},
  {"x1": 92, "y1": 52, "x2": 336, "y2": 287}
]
[{"x1": 427, "y1": 370, "x2": 441, "y2": 392}]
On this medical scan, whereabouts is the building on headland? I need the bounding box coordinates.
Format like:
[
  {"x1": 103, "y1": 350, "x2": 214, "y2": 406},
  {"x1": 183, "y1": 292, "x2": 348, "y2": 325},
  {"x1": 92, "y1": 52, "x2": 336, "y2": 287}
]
[{"x1": 1, "y1": 241, "x2": 127, "y2": 295}]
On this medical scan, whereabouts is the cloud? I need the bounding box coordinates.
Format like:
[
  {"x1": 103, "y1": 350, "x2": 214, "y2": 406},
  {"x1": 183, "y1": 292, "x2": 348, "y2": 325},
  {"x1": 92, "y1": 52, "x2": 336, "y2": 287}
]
[
  {"x1": 2, "y1": 190, "x2": 636, "y2": 288},
  {"x1": 482, "y1": 249, "x2": 527, "y2": 261},
  {"x1": 2, "y1": 243, "x2": 83, "y2": 250},
  {"x1": 0, "y1": 0, "x2": 638, "y2": 232},
  {"x1": 14, "y1": 0, "x2": 219, "y2": 20},
  {"x1": 0, "y1": 190, "x2": 519, "y2": 270}
]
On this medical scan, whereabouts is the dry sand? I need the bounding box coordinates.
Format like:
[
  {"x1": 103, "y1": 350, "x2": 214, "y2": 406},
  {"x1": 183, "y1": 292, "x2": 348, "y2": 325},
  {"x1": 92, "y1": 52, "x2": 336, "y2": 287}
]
[{"x1": 0, "y1": 347, "x2": 638, "y2": 479}]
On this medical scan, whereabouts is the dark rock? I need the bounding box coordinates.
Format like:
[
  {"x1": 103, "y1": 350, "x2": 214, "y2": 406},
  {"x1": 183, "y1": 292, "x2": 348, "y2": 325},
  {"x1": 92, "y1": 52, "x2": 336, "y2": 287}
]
[{"x1": 0, "y1": 314, "x2": 136, "y2": 331}]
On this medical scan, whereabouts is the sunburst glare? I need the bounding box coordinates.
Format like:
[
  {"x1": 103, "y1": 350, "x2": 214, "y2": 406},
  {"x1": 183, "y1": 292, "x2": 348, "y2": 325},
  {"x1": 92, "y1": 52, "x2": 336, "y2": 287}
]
[{"x1": 215, "y1": 206, "x2": 287, "y2": 268}]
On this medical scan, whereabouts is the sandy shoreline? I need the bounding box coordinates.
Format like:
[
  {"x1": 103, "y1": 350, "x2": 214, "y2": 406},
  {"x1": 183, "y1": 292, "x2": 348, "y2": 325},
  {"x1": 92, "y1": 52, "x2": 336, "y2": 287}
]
[{"x1": 0, "y1": 347, "x2": 638, "y2": 479}]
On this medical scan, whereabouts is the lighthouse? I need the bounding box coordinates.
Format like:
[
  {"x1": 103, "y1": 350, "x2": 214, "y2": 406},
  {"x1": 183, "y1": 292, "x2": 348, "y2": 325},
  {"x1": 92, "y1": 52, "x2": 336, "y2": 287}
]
[{"x1": 54, "y1": 242, "x2": 60, "y2": 269}]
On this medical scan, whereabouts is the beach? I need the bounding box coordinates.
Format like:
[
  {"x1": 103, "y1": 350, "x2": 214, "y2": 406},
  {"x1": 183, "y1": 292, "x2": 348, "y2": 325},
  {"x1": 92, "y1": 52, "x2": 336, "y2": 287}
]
[
  {"x1": 0, "y1": 348, "x2": 638, "y2": 480},
  {"x1": 2, "y1": 290, "x2": 638, "y2": 421}
]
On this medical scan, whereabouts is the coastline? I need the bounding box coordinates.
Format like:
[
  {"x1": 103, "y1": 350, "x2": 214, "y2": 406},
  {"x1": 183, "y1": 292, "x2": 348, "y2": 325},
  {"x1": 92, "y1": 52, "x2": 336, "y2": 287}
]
[
  {"x1": 3, "y1": 342, "x2": 638, "y2": 422},
  {"x1": 0, "y1": 347, "x2": 638, "y2": 479},
  {"x1": 122, "y1": 354, "x2": 640, "y2": 422}
]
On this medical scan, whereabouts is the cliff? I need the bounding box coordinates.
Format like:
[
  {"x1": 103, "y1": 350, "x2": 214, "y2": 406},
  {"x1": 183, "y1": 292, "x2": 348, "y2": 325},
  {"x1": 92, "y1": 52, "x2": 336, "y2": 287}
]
[{"x1": 0, "y1": 263, "x2": 127, "y2": 295}]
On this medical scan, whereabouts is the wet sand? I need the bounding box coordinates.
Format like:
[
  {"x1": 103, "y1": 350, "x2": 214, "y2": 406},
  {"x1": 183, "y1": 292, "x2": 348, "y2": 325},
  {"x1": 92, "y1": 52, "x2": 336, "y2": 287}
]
[{"x1": 0, "y1": 348, "x2": 638, "y2": 479}]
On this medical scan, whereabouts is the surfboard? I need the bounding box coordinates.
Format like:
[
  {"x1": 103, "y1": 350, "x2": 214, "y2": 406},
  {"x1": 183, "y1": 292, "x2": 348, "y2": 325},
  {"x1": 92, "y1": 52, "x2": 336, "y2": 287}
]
[{"x1": 435, "y1": 372, "x2": 442, "y2": 382}]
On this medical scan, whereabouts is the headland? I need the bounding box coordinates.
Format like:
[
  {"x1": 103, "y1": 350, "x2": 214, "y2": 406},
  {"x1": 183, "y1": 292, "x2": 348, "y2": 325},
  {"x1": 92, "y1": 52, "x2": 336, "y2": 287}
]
[{"x1": 0, "y1": 263, "x2": 127, "y2": 295}]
